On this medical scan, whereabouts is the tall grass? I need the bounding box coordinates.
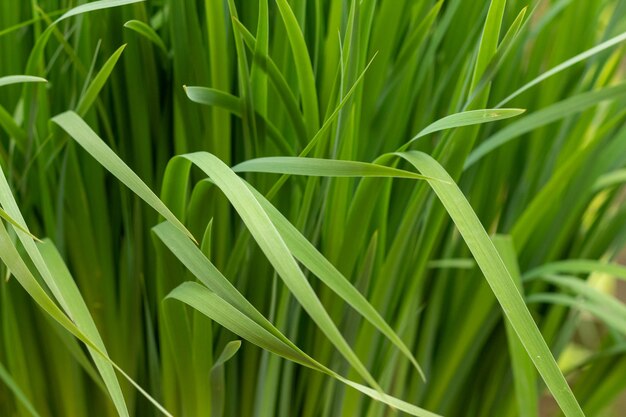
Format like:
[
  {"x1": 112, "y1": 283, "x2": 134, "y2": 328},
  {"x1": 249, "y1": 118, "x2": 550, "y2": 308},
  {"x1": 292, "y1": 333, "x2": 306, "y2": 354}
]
[{"x1": 1, "y1": 0, "x2": 626, "y2": 416}]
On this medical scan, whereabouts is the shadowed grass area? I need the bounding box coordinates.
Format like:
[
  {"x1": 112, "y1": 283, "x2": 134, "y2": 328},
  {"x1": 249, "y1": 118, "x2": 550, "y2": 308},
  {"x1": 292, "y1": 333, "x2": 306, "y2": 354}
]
[{"x1": 1, "y1": 1, "x2": 626, "y2": 416}]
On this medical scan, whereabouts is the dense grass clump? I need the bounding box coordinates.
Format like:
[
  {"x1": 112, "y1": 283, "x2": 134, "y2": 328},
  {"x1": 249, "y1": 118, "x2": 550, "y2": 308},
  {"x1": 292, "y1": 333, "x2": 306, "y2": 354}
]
[{"x1": 1, "y1": 0, "x2": 626, "y2": 416}]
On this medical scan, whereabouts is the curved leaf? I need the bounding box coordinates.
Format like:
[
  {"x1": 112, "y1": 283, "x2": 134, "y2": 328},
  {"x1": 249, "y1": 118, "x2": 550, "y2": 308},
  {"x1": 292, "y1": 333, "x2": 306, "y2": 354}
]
[
  {"x1": 51, "y1": 111, "x2": 195, "y2": 243},
  {"x1": 395, "y1": 150, "x2": 584, "y2": 417},
  {"x1": 233, "y1": 156, "x2": 429, "y2": 180},
  {"x1": 0, "y1": 75, "x2": 47, "y2": 87},
  {"x1": 124, "y1": 19, "x2": 168, "y2": 54}
]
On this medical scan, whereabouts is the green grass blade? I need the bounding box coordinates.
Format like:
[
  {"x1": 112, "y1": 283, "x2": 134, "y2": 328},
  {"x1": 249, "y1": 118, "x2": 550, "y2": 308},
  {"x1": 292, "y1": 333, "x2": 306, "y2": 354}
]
[
  {"x1": 184, "y1": 86, "x2": 242, "y2": 114},
  {"x1": 76, "y1": 44, "x2": 127, "y2": 116},
  {"x1": 181, "y1": 151, "x2": 382, "y2": 392},
  {"x1": 541, "y1": 275, "x2": 626, "y2": 322},
  {"x1": 524, "y1": 260, "x2": 626, "y2": 282},
  {"x1": 184, "y1": 86, "x2": 293, "y2": 154},
  {"x1": 250, "y1": 0, "x2": 268, "y2": 117},
  {"x1": 233, "y1": 18, "x2": 308, "y2": 146},
  {"x1": 168, "y1": 282, "x2": 441, "y2": 417},
  {"x1": 463, "y1": 6, "x2": 528, "y2": 108},
  {"x1": 93, "y1": 142, "x2": 386, "y2": 397},
  {"x1": 403, "y1": 108, "x2": 525, "y2": 147},
  {"x1": 123, "y1": 20, "x2": 168, "y2": 55},
  {"x1": 24, "y1": 0, "x2": 143, "y2": 81},
  {"x1": 233, "y1": 156, "x2": 429, "y2": 180},
  {"x1": 0, "y1": 75, "x2": 46, "y2": 87},
  {"x1": 466, "y1": 84, "x2": 626, "y2": 169},
  {"x1": 526, "y1": 293, "x2": 626, "y2": 336},
  {"x1": 0, "y1": 167, "x2": 73, "y2": 314},
  {"x1": 470, "y1": 0, "x2": 507, "y2": 93},
  {"x1": 497, "y1": 30, "x2": 626, "y2": 107},
  {"x1": 0, "y1": 223, "x2": 172, "y2": 416},
  {"x1": 494, "y1": 236, "x2": 538, "y2": 417},
  {"x1": 245, "y1": 183, "x2": 425, "y2": 380},
  {"x1": 396, "y1": 150, "x2": 585, "y2": 417},
  {"x1": 0, "y1": 207, "x2": 41, "y2": 241},
  {"x1": 0, "y1": 105, "x2": 28, "y2": 152},
  {"x1": 155, "y1": 218, "x2": 429, "y2": 415},
  {"x1": 593, "y1": 169, "x2": 626, "y2": 192},
  {"x1": 274, "y1": 0, "x2": 319, "y2": 136},
  {"x1": 213, "y1": 340, "x2": 241, "y2": 369},
  {"x1": 38, "y1": 240, "x2": 130, "y2": 417},
  {"x1": 52, "y1": 0, "x2": 145, "y2": 24},
  {"x1": 152, "y1": 221, "x2": 301, "y2": 350},
  {"x1": 51, "y1": 111, "x2": 195, "y2": 242}
]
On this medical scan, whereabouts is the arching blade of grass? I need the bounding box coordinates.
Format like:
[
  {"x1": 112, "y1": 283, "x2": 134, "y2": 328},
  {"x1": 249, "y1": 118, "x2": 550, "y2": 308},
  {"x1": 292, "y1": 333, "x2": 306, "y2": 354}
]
[
  {"x1": 52, "y1": 0, "x2": 145, "y2": 24},
  {"x1": 465, "y1": 83, "x2": 626, "y2": 169},
  {"x1": 0, "y1": 165, "x2": 74, "y2": 314},
  {"x1": 593, "y1": 169, "x2": 626, "y2": 192},
  {"x1": 155, "y1": 218, "x2": 401, "y2": 392},
  {"x1": 154, "y1": 222, "x2": 434, "y2": 415},
  {"x1": 50, "y1": 111, "x2": 383, "y2": 393},
  {"x1": 181, "y1": 151, "x2": 383, "y2": 393},
  {"x1": 152, "y1": 221, "x2": 304, "y2": 351},
  {"x1": 25, "y1": 0, "x2": 144, "y2": 76},
  {"x1": 51, "y1": 111, "x2": 194, "y2": 242},
  {"x1": 168, "y1": 282, "x2": 442, "y2": 417},
  {"x1": 401, "y1": 108, "x2": 525, "y2": 148},
  {"x1": 184, "y1": 86, "x2": 293, "y2": 154},
  {"x1": 123, "y1": 20, "x2": 168, "y2": 55},
  {"x1": 527, "y1": 293, "x2": 626, "y2": 336},
  {"x1": 233, "y1": 157, "x2": 430, "y2": 179},
  {"x1": 158, "y1": 163, "x2": 427, "y2": 382},
  {"x1": 524, "y1": 260, "x2": 626, "y2": 282},
  {"x1": 185, "y1": 86, "x2": 241, "y2": 112},
  {"x1": 395, "y1": 150, "x2": 585, "y2": 417},
  {"x1": 540, "y1": 275, "x2": 626, "y2": 320},
  {"x1": 0, "y1": 222, "x2": 172, "y2": 417},
  {"x1": 497, "y1": 30, "x2": 626, "y2": 107},
  {"x1": 244, "y1": 183, "x2": 425, "y2": 379},
  {"x1": 0, "y1": 207, "x2": 41, "y2": 241},
  {"x1": 0, "y1": 222, "x2": 79, "y2": 337},
  {"x1": 37, "y1": 240, "x2": 129, "y2": 417},
  {"x1": 0, "y1": 75, "x2": 46, "y2": 87}
]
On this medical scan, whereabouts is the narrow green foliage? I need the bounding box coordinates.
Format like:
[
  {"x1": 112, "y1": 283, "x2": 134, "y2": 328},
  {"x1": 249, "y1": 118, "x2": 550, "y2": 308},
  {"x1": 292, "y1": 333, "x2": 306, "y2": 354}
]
[
  {"x1": 397, "y1": 151, "x2": 584, "y2": 417},
  {"x1": 0, "y1": 75, "x2": 47, "y2": 87},
  {"x1": 1, "y1": 1, "x2": 625, "y2": 416},
  {"x1": 123, "y1": 20, "x2": 168, "y2": 55}
]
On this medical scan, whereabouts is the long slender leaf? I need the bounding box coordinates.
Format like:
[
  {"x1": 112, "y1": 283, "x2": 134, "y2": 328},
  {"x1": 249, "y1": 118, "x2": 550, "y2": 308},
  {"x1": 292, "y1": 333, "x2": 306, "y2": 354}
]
[
  {"x1": 0, "y1": 75, "x2": 47, "y2": 87},
  {"x1": 396, "y1": 150, "x2": 584, "y2": 417}
]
